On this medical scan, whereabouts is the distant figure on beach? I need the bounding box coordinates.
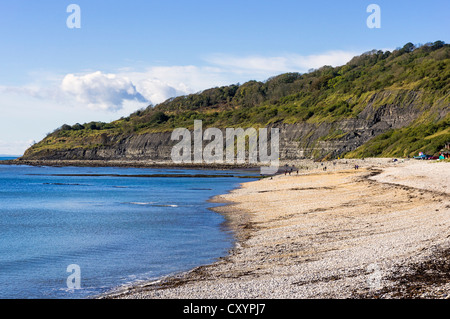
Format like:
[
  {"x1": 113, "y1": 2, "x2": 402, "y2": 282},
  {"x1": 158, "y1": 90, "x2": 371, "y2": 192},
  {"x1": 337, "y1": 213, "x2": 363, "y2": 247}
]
[
  {"x1": 323, "y1": 166, "x2": 327, "y2": 171},
  {"x1": 354, "y1": 164, "x2": 359, "y2": 170}
]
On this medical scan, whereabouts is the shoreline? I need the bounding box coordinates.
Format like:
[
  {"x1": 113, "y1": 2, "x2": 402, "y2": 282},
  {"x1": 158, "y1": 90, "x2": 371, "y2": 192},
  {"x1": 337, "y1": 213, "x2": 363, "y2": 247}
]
[
  {"x1": 95, "y1": 181, "x2": 257, "y2": 299},
  {"x1": 0, "y1": 157, "x2": 411, "y2": 171},
  {"x1": 100, "y1": 159, "x2": 450, "y2": 299},
  {"x1": 0, "y1": 159, "x2": 261, "y2": 171}
]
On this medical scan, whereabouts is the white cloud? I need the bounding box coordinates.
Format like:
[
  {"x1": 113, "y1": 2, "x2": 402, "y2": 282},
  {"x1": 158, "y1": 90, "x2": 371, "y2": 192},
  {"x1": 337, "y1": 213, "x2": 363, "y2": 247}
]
[
  {"x1": 206, "y1": 50, "x2": 359, "y2": 74},
  {"x1": 60, "y1": 71, "x2": 148, "y2": 111},
  {"x1": 0, "y1": 85, "x2": 58, "y2": 101},
  {"x1": 121, "y1": 65, "x2": 233, "y2": 104}
]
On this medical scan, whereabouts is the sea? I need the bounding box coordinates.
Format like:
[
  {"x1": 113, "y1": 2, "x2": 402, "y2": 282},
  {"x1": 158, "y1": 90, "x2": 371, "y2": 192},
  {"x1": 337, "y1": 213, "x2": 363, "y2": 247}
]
[{"x1": 0, "y1": 159, "x2": 258, "y2": 299}]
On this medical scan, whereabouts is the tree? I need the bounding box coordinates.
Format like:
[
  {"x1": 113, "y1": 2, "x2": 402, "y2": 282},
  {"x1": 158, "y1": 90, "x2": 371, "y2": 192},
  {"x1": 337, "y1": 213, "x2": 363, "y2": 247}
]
[
  {"x1": 431, "y1": 40, "x2": 445, "y2": 50},
  {"x1": 401, "y1": 42, "x2": 415, "y2": 53},
  {"x1": 72, "y1": 123, "x2": 85, "y2": 130},
  {"x1": 150, "y1": 111, "x2": 169, "y2": 124},
  {"x1": 60, "y1": 124, "x2": 72, "y2": 131}
]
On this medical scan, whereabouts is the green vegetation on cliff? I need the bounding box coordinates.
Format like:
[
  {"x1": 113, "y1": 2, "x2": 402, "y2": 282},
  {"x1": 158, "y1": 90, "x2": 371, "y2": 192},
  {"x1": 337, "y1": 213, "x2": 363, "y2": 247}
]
[
  {"x1": 25, "y1": 41, "x2": 450, "y2": 159},
  {"x1": 345, "y1": 113, "x2": 450, "y2": 158}
]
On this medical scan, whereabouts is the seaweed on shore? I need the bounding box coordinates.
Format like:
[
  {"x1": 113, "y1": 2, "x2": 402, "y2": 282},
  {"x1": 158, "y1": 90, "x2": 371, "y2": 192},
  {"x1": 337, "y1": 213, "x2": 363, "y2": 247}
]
[{"x1": 354, "y1": 247, "x2": 450, "y2": 299}]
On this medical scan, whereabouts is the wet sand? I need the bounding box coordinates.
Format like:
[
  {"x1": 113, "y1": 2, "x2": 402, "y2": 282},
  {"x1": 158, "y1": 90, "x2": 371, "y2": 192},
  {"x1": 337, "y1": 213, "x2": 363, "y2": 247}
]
[{"x1": 102, "y1": 159, "x2": 450, "y2": 299}]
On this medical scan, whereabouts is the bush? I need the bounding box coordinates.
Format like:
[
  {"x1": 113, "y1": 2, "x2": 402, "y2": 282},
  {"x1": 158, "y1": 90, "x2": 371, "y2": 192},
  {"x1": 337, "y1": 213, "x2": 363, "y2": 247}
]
[
  {"x1": 72, "y1": 123, "x2": 85, "y2": 130},
  {"x1": 150, "y1": 111, "x2": 169, "y2": 124},
  {"x1": 60, "y1": 124, "x2": 72, "y2": 131}
]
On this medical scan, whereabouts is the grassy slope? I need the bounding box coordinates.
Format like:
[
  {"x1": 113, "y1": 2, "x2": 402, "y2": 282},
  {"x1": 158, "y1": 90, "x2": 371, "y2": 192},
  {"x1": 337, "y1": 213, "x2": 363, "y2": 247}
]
[
  {"x1": 345, "y1": 113, "x2": 450, "y2": 158},
  {"x1": 25, "y1": 42, "x2": 450, "y2": 159}
]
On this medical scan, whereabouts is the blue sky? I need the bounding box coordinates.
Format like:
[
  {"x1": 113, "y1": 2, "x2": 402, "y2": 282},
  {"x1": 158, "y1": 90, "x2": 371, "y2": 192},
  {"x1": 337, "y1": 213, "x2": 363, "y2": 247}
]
[{"x1": 0, "y1": 0, "x2": 449, "y2": 155}]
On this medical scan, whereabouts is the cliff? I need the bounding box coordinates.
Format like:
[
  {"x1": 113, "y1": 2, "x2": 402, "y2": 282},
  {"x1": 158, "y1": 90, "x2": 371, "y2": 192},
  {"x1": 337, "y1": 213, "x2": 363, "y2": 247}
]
[{"x1": 21, "y1": 42, "x2": 450, "y2": 162}]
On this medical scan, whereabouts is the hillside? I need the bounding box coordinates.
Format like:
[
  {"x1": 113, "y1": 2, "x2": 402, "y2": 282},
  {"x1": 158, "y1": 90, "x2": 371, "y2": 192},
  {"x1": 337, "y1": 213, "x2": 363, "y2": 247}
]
[{"x1": 22, "y1": 41, "x2": 450, "y2": 162}]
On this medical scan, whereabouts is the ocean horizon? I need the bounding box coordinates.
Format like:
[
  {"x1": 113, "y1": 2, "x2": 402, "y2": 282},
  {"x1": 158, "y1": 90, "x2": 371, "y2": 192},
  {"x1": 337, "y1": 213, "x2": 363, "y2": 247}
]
[
  {"x1": 0, "y1": 156, "x2": 20, "y2": 161},
  {"x1": 0, "y1": 164, "x2": 258, "y2": 299}
]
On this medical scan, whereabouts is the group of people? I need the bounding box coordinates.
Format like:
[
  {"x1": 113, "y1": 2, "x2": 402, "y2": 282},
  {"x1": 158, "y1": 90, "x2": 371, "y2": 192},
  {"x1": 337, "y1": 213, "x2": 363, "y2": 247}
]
[
  {"x1": 284, "y1": 164, "x2": 299, "y2": 175},
  {"x1": 279, "y1": 161, "x2": 362, "y2": 176}
]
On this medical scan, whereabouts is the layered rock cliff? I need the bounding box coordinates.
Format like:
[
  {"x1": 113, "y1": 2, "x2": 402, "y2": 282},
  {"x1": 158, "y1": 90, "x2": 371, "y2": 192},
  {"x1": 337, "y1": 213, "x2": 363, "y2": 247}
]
[{"x1": 23, "y1": 92, "x2": 447, "y2": 161}]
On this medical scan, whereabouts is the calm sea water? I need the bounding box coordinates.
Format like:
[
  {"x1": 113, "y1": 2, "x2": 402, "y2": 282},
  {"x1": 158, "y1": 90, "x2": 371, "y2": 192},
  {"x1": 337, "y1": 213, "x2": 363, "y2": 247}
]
[{"x1": 0, "y1": 164, "x2": 257, "y2": 299}]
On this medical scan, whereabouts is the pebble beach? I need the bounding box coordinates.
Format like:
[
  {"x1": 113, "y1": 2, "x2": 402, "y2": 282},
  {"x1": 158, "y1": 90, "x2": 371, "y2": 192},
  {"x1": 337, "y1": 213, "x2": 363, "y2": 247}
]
[{"x1": 102, "y1": 158, "x2": 450, "y2": 299}]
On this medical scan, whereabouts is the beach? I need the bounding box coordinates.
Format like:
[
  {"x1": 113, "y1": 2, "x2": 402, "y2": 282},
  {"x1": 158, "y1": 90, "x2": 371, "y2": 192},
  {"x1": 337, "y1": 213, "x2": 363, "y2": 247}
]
[{"x1": 102, "y1": 159, "x2": 450, "y2": 299}]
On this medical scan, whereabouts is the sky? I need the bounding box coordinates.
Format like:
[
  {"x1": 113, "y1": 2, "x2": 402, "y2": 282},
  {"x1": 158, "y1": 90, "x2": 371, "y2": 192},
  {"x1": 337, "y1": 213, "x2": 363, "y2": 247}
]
[{"x1": 0, "y1": 0, "x2": 449, "y2": 155}]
